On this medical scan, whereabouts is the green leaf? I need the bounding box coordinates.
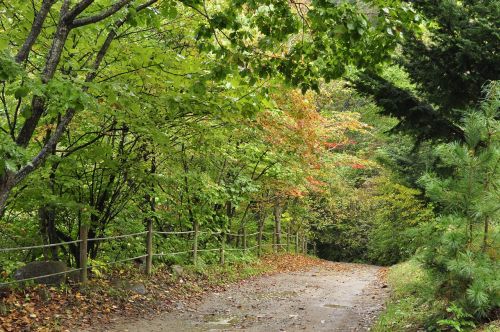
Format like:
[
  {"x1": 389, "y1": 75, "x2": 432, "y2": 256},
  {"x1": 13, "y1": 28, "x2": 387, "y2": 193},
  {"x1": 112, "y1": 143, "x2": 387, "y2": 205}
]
[
  {"x1": 161, "y1": 3, "x2": 178, "y2": 19},
  {"x1": 5, "y1": 159, "x2": 17, "y2": 172},
  {"x1": 14, "y1": 86, "x2": 29, "y2": 99},
  {"x1": 192, "y1": 80, "x2": 206, "y2": 95}
]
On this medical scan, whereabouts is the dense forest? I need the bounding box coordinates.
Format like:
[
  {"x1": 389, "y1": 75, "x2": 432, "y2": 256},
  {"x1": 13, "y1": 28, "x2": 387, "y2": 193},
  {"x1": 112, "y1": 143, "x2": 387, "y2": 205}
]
[{"x1": 0, "y1": 0, "x2": 498, "y2": 331}]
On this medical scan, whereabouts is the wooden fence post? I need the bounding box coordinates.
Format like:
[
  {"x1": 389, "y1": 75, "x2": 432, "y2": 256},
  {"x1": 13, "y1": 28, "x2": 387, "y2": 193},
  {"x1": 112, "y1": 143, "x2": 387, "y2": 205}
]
[
  {"x1": 193, "y1": 220, "x2": 199, "y2": 266},
  {"x1": 220, "y1": 232, "x2": 225, "y2": 265},
  {"x1": 272, "y1": 230, "x2": 277, "y2": 253},
  {"x1": 79, "y1": 224, "x2": 89, "y2": 283},
  {"x1": 286, "y1": 225, "x2": 290, "y2": 253},
  {"x1": 295, "y1": 232, "x2": 299, "y2": 254},
  {"x1": 243, "y1": 228, "x2": 247, "y2": 252},
  {"x1": 258, "y1": 226, "x2": 263, "y2": 257},
  {"x1": 146, "y1": 218, "x2": 153, "y2": 275}
]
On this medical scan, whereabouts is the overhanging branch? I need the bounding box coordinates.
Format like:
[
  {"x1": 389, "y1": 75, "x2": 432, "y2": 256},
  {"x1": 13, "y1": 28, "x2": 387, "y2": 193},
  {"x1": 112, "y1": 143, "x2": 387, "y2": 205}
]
[{"x1": 71, "y1": 0, "x2": 133, "y2": 28}]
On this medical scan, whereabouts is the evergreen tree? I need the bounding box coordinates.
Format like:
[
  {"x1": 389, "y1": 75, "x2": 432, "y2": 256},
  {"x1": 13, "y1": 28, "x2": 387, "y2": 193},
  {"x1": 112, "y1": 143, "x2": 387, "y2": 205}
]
[
  {"x1": 403, "y1": 0, "x2": 499, "y2": 113},
  {"x1": 419, "y1": 82, "x2": 499, "y2": 319},
  {"x1": 353, "y1": 0, "x2": 499, "y2": 142}
]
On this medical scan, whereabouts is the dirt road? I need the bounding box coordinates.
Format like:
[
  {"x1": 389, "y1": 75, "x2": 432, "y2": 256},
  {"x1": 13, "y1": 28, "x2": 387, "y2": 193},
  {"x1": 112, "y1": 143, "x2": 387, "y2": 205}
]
[{"x1": 97, "y1": 262, "x2": 388, "y2": 332}]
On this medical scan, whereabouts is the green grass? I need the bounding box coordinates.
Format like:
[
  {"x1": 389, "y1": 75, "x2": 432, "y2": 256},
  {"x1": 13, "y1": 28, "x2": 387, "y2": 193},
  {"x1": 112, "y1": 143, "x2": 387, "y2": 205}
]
[
  {"x1": 184, "y1": 254, "x2": 271, "y2": 285},
  {"x1": 373, "y1": 259, "x2": 445, "y2": 332},
  {"x1": 374, "y1": 260, "x2": 499, "y2": 332}
]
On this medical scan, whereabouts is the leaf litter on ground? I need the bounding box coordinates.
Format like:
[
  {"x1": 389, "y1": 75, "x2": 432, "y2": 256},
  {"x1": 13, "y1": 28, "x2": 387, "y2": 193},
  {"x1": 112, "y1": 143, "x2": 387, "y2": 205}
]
[{"x1": 0, "y1": 254, "x2": 371, "y2": 331}]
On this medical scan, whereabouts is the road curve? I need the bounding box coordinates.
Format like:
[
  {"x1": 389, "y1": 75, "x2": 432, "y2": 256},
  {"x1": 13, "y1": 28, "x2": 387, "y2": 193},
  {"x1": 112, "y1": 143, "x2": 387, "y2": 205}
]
[{"x1": 90, "y1": 262, "x2": 389, "y2": 332}]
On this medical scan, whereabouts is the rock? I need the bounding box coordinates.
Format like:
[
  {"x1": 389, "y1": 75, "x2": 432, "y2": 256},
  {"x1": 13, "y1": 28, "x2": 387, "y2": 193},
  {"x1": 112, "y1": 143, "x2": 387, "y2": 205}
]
[
  {"x1": 13, "y1": 261, "x2": 68, "y2": 285},
  {"x1": 171, "y1": 264, "x2": 184, "y2": 277},
  {"x1": 128, "y1": 283, "x2": 147, "y2": 295}
]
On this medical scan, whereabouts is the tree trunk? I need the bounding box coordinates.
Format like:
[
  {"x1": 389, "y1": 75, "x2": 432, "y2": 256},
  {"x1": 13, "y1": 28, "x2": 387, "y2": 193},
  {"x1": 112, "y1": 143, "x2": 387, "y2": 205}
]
[
  {"x1": 39, "y1": 205, "x2": 59, "y2": 260},
  {"x1": 273, "y1": 202, "x2": 282, "y2": 251},
  {"x1": 0, "y1": 174, "x2": 15, "y2": 218},
  {"x1": 226, "y1": 201, "x2": 233, "y2": 245},
  {"x1": 144, "y1": 155, "x2": 156, "y2": 273}
]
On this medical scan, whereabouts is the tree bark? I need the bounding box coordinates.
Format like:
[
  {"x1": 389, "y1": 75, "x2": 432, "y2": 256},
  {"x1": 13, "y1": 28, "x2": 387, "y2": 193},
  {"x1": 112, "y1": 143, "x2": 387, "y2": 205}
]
[
  {"x1": 38, "y1": 128, "x2": 61, "y2": 261},
  {"x1": 0, "y1": 174, "x2": 15, "y2": 218},
  {"x1": 39, "y1": 205, "x2": 59, "y2": 260}
]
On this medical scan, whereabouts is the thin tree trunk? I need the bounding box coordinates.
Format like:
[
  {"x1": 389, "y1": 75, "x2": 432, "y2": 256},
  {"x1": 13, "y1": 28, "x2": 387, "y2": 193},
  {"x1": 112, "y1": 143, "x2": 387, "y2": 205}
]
[
  {"x1": 16, "y1": 0, "x2": 58, "y2": 63},
  {"x1": 0, "y1": 175, "x2": 15, "y2": 218},
  {"x1": 39, "y1": 205, "x2": 59, "y2": 260},
  {"x1": 38, "y1": 128, "x2": 60, "y2": 260},
  {"x1": 145, "y1": 156, "x2": 156, "y2": 274},
  {"x1": 257, "y1": 212, "x2": 264, "y2": 257},
  {"x1": 273, "y1": 202, "x2": 282, "y2": 251}
]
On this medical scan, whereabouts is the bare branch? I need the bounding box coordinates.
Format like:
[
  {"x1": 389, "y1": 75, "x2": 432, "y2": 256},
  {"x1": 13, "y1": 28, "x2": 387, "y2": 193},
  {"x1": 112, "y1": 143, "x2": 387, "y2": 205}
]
[
  {"x1": 71, "y1": 0, "x2": 132, "y2": 28},
  {"x1": 136, "y1": 0, "x2": 159, "y2": 12},
  {"x1": 0, "y1": 82, "x2": 12, "y2": 137},
  {"x1": 64, "y1": 0, "x2": 94, "y2": 23}
]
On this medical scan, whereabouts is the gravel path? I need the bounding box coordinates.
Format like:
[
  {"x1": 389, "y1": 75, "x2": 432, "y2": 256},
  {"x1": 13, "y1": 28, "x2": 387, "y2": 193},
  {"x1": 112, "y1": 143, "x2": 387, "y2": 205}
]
[{"x1": 93, "y1": 262, "x2": 389, "y2": 332}]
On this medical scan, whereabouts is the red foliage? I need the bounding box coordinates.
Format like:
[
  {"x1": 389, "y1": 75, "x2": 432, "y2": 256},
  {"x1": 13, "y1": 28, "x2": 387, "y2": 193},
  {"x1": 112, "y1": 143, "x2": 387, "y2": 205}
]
[{"x1": 350, "y1": 163, "x2": 365, "y2": 169}]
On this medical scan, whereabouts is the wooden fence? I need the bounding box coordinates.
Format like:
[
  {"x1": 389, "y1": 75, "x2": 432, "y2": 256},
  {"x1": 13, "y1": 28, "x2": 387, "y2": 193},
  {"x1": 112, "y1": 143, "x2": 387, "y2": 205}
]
[{"x1": 0, "y1": 224, "x2": 311, "y2": 286}]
